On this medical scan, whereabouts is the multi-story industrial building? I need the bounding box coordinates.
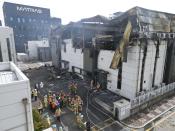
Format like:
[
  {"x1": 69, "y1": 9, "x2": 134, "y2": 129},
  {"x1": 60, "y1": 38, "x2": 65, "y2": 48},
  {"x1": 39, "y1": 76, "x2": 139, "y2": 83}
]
[
  {"x1": 0, "y1": 26, "x2": 17, "y2": 63},
  {"x1": 3, "y1": 2, "x2": 51, "y2": 53},
  {"x1": 51, "y1": 7, "x2": 175, "y2": 120},
  {"x1": 0, "y1": 62, "x2": 34, "y2": 131}
]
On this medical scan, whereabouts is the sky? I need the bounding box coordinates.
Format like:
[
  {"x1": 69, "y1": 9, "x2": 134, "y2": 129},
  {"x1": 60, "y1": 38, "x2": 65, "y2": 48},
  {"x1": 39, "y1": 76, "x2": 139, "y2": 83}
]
[{"x1": 0, "y1": 0, "x2": 175, "y2": 25}]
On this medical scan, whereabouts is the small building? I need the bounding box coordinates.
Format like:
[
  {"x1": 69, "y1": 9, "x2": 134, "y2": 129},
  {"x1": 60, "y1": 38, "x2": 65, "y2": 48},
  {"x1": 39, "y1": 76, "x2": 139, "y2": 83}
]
[
  {"x1": 0, "y1": 62, "x2": 34, "y2": 131},
  {"x1": 27, "y1": 39, "x2": 51, "y2": 61},
  {"x1": 0, "y1": 26, "x2": 17, "y2": 63}
]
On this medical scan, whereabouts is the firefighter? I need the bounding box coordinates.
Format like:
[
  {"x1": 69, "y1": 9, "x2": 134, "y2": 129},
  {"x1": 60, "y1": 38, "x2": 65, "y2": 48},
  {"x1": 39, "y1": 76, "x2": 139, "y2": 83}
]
[
  {"x1": 31, "y1": 89, "x2": 34, "y2": 100},
  {"x1": 58, "y1": 126, "x2": 63, "y2": 131},
  {"x1": 40, "y1": 81, "x2": 44, "y2": 88},
  {"x1": 69, "y1": 83, "x2": 74, "y2": 95},
  {"x1": 74, "y1": 101, "x2": 79, "y2": 115},
  {"x1": 78, "y1": 96, "x2": 83, "y2": 114},
  {"x1": 44, "y1": 95, "x2": 48, "y2": 108},
  {"x1": 38, "y1": 101, "x2": 43, "y2": 114},
  {"x1": 35, "y1": 83, "x2": 39, "y2": 90},
  {"x1": 55, "y1": 107, "x2": 62, "y2": 122},
  {"x1": 52, "y1": 100, "x2": 56, "y2": 112},
  {"x1": 74, "y1": 83, "x2": 78, "y2": 95},
  {"x1": 90, "y1": 80, "x2": 94, "y2": 90},
  {"x1": 48, "y1": 95, "x2": 52, "y2": 110},
  {"x1": 96, "y1": 82, "x2": 100, "y2": 92},
  {"x1": 34, "y1": 89, "x2": 38, "y2": 101},
  {"x1": 46, "y1": 114, "x2": 51, "y2": 126}
]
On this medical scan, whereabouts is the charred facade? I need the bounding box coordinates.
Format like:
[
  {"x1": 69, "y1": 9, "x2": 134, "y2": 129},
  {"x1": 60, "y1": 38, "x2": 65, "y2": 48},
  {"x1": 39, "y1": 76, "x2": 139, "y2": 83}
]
[{"x1": 51, "y1": 7, "x2": 175, "y2": 120}]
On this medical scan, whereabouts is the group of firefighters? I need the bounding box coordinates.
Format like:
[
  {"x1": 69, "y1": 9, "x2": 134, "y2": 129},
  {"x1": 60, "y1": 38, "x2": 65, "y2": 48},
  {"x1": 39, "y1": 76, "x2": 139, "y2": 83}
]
[
  {"x1": 34, "y1": 81, "x2": 84, "y2": 123},
  {"x1": 31, "y1": 80, "x2": 101, "y2": 131}
]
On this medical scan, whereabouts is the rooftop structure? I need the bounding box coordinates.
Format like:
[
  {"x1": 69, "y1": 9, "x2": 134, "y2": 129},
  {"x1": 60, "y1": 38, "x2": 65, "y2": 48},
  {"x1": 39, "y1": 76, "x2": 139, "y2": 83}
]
[{"x1": 0, "y1": 62, "x2": 34, "y2": 131}]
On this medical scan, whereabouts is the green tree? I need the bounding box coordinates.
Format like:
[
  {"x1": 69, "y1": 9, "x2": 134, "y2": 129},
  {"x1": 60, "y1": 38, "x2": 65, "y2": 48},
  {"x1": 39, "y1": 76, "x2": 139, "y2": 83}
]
[{"x1": 32, "y1": 109, "x2": 49, "y2": 131}]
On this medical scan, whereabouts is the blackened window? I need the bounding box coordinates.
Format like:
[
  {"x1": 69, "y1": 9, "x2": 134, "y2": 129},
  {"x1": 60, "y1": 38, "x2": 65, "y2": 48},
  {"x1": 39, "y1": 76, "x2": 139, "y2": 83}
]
[{"x1": 6, "y1": 38, "x2": 12, "y2": 61}]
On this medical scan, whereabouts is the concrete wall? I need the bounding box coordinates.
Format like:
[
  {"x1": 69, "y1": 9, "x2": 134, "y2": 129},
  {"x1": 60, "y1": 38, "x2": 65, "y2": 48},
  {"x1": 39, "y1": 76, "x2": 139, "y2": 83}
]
[
  {"x1": 121, "y1": 45, "x2": 142, "y2": 99},
  {"x1": 0, "y1": 27, "x2": 17, "y2": 63},
  {"x1": 83, "y1": 49, "x2": 93, "y2": 72},
  {"x1": 98, "y1": 50, "x2": 119, "y2": 92},
  {"x1": 60, "y1": 39, "x2": 167, "y2": 100},
  {"x1": 28, "y1": 39, "x2": 49, "y2": 60},
  {"x1": 50, "y1": 38, "x2": 59, "y2": 68},
  {"x1": 38, "y1": 47, "x2": 51, "y2": 62},
  {"x1": 97, "y1": 40, "x2": 167, "y2": 100},
  {"x1": 120, "y1": 40, "x2": 167, "y2": 99},
  {"x1": 0, "y1": 62, "x2": 34, "y2": 131},
  {"x1": 61, "y1": 39, "x2": 83, "y2": 72},
  {"x1": 154, "y1": 40, "x2": 167, "y2": 85}
]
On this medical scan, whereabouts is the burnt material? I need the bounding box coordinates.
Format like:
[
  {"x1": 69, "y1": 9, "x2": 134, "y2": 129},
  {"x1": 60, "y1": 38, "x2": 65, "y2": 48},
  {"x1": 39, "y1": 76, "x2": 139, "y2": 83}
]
[
  {"x1": 139, "y1": 39, "x2": 148, "y2": 92},
  {"x1": 117, "y1": 62, "x2": 122, "y2": 89},
  {"x1": 163, "y1": 39, "x2": 175, "y2": 84},
  {"x1": 152, "y1": 39, "x2": 160, "y2": 87}
]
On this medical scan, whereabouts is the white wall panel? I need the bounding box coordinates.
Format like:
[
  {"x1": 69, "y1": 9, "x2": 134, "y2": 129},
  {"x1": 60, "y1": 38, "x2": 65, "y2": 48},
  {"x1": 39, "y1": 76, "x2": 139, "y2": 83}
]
[
  {"x1": 98, "y1": 50, "x2": 119, "y2": 92},
  {"x1": 0, "y1": 62, "x2": 33, "y2": 131},
  {"x1": 61, "y1": 39, "x2": 83, "y2": 72}
]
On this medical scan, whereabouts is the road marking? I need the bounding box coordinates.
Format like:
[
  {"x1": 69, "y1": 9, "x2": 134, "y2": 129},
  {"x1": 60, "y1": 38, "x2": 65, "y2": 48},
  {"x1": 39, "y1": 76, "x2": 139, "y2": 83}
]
[
  {"x1": 147, "y1": 113, "x2": 155, "y2": 118},
  {"x1": 154, "y1": 109, "x2": 161, "y2": 114},
  {"x1": 91, "y1": 118, "x2": 112, "y2": 130},
  {"x1": 160, "y1": 105, "x2": 167, "y2": 110},
  {"x1": 99, "y1": 121, "x2": 116, "y2": 130}
]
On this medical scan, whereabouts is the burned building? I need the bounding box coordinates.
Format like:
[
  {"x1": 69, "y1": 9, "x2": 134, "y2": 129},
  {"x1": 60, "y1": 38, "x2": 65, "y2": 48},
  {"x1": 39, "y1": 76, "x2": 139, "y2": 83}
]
[{"x1": 51, "y1": 7, "x2": 175, "y2": 120}]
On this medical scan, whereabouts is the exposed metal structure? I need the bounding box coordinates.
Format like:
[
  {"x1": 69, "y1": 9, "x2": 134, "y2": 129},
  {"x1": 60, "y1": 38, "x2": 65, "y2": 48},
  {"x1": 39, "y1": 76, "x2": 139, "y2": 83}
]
[{"x1": 110, "y1": 21, "x2": 132, "y2": 69}]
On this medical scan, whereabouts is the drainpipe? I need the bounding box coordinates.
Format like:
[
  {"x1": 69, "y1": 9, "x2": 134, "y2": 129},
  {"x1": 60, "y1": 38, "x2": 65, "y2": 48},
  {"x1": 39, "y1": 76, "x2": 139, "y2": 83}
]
[{"x1": 22, "y1": 98, "x2": 29, "y2": 131}]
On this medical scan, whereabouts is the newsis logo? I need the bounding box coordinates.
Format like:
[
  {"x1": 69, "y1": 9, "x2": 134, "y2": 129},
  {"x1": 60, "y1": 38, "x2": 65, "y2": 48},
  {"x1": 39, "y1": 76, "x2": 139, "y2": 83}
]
[{"x1": 16, "y1": 6, "x2": 42, "y2": 14}]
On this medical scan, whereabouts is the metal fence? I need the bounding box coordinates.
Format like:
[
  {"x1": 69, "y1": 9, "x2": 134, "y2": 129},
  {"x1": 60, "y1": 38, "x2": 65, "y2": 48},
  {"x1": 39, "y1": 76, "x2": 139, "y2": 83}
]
[{"x1": 131, "y1": 83, "x2": 175, "y2": 108}]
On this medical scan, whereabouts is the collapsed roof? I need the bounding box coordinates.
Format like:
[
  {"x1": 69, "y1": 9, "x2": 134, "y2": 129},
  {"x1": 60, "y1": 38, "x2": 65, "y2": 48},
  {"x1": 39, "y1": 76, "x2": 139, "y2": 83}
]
[
  {"x1": 52, "y1": 6, "x2": 175, "y2": 50},
  {"x1": 111, "y1": 6, "x2": 175, "y2": 34}
]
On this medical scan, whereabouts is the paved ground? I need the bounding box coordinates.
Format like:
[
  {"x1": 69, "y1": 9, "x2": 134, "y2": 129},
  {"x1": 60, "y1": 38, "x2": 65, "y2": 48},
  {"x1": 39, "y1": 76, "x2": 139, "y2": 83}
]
[
  {"x1": 155, "y1": 109, "x2": 175, "y2": 131},
  {"x1": 122, "y1": 95, "x2": 175, "y2": 128},
  {"x1": 24, "y1": 66, "x2": 127, "y2": 131}
]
